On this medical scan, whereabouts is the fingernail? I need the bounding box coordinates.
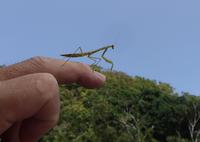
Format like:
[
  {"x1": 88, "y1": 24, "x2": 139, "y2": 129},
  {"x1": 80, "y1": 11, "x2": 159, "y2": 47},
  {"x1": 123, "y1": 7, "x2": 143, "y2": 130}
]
[{"x1": 94, "y1": 71, "x2": 106, "y2": 82}]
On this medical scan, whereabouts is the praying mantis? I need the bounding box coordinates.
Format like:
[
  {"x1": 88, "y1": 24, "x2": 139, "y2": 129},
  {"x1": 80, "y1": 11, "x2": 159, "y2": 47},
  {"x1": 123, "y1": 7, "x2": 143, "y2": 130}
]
[{"x1": 61, "y1": 45, "x2": 115, "y2": 70}]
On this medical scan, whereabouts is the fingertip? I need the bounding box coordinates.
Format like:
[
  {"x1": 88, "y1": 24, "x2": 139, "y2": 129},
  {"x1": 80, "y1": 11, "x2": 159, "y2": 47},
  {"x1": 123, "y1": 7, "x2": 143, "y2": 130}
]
[
  {"x1": 77, "y1": 70, "x2": 106, "y2": 89},
  {"x1": 94, "y1": 71, "x2": 106, "y2": 82}
]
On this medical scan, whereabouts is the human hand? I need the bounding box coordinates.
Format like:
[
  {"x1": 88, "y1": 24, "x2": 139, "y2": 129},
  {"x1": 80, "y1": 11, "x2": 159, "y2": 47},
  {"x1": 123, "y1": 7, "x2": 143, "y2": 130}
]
[{"x1": 0, "y1": 57, "x2": 106, "y2": 142}]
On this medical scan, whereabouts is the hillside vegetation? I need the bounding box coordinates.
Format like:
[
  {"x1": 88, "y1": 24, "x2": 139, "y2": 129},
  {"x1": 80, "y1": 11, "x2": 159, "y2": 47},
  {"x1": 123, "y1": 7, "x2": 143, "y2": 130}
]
[{"x1": 40, "y1": 68, "x2": 200, "y2": 142}]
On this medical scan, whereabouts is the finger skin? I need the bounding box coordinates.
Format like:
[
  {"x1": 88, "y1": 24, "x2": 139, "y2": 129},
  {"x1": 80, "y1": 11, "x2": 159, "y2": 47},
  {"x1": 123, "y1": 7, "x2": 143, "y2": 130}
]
[
  {"x1": 0, "y1": 57, "x2": 106, "y2": 141},
  {"x1": 0, "y1": 73, "x2": 60, "y2": 142},
  {"x1": 0, "y1": 56, "x2": 106, "y2": 88}
]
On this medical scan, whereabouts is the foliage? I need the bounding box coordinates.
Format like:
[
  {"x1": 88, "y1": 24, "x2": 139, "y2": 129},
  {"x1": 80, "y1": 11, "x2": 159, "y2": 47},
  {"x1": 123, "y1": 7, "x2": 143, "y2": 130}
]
[{"x1": 40, "y1": 68, "x2": 200, "y2": 142}]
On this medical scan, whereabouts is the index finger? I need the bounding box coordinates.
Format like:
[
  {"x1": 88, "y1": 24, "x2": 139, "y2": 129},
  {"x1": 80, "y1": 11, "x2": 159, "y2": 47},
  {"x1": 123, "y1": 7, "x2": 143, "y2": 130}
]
[{"x1": 0, "y1": 56, "x2": 106, "y2": 88}]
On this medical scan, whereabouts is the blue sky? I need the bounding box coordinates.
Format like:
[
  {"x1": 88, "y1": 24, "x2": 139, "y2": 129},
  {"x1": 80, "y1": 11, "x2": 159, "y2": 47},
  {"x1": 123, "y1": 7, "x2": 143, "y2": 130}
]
[{"x1": 0, "y1": 0, "x2": 200, "y2": 95}]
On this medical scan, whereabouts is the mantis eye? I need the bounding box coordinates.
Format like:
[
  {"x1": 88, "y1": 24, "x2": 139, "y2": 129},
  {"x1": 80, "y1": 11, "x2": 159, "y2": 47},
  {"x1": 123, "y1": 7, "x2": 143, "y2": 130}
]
[{"x1": 111, "y1": 45, "x2": 114, "y2": 49}]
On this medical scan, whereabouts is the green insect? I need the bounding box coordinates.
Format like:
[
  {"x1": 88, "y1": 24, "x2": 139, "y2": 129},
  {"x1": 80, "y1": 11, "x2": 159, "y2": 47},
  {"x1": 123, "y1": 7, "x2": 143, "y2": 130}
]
[{"x1": 61, "y1": 45, "x2": 115, "y2": 70}]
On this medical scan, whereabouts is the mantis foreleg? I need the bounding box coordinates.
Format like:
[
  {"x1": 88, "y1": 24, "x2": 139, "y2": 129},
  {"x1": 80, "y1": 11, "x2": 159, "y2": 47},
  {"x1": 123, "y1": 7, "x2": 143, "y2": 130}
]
[
  {"x1": 88, "y1": 55, "x2": 101, "y2": 66},
  {"x1": 101, "y1": 48, "x2": 114, "y2": 70}
]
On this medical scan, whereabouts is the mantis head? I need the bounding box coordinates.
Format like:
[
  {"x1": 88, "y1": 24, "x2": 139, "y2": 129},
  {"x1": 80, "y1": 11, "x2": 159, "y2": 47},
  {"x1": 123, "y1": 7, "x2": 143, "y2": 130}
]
[{"x1": 111, "y1": 45, "x2": 115, "y2": 50}]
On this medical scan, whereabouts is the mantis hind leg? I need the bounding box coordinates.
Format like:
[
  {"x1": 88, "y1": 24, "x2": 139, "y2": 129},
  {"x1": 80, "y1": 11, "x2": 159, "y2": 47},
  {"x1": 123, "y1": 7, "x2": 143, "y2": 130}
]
[
  {"x1": 66, "y1": 47, "x2": 83, "y2": 62},
  {"x1": 101, "y1": 48, "x2": 114, "y2": 70},
  {"x1": 62, "y1": 47, "x2": 83, "y2": 66}
]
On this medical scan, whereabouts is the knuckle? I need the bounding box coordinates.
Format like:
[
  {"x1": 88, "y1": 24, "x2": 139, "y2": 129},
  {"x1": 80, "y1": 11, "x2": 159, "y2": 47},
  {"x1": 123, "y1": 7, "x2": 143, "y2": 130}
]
[
  {"x1": 28, "y1": 56, "x2": 47, "y2": 69},
  {"x1": 43, "y1": 114, "x2": 59, "y2": 128},
  {"x1": 51, "y1": 116, "x2": 59, "y2": 126},
  {"x1": 35, "y1": 73, "x2": 59, "y2": 99},
  {"x1": 31, "y1": 56, "x2": 44, "y2": 61},
  {"x1": 34, "y1": 73, "x2": 60, "y2": 125}
]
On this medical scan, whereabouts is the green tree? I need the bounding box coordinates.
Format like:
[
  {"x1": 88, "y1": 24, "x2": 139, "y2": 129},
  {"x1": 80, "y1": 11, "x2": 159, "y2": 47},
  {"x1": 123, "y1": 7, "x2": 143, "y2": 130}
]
[{"x1": 40, "y1": 68, "x2": 200, "y2": 142}]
